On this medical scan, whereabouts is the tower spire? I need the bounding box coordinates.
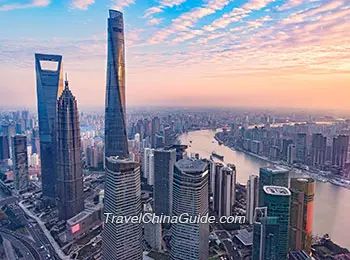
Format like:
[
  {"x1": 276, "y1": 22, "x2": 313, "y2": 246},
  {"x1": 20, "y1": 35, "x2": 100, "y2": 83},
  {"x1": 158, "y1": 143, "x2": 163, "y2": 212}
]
[{"x1": 65, "y1": 73, "x2": 69, "y2": 89}]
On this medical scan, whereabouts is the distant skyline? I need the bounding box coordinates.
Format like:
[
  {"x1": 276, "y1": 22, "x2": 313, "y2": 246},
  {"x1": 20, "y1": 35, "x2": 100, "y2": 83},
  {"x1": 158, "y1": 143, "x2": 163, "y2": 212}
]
[{"x1": 0, "y1": 0, "x2": 349, "y2": 110}]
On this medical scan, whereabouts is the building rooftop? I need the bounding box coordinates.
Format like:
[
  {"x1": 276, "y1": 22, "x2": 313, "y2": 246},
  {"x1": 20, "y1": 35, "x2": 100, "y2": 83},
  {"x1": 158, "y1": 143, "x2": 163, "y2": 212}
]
[
  {"x1": 263, "y1": 186, "x2": 291, "y2": 196},
  {"x1": 175, "y1": 158, "x2": 207, "y2": 173},
  {"x1": 235, "y1": 229, "x2": 253, "y2": 246}
]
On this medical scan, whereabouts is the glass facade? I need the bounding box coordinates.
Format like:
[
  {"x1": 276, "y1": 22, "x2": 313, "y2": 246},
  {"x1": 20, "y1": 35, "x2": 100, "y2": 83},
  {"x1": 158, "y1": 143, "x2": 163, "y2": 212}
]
[
  {"x1": 35, "y1": 53, "x2": 63, "y2": 199},
  {"x1": 104, "y1": 10, "x2": 129, "y2": 158},
  {"x1": 56, "y1": 81, "x2": 84, "y2": 220}
]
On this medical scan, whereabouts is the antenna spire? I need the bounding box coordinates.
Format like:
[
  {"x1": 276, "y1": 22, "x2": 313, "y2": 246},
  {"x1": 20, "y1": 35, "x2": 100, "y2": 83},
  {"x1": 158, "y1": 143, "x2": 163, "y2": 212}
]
[{"x1": 64, "y1": 73, "x2": 69, "y2": 89}]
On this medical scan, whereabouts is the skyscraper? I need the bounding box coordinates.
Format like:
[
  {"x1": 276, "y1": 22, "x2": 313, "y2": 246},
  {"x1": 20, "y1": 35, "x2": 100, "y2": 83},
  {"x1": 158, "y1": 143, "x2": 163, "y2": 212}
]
[
  {"x1": 104, "y1": 10, "x2": 128, "y2": 158},
  {"x1": 253, "y1": 186, "x2": 291, "y2": 260},
  {"x1": 332, "y1": 135, "x2": 349, "y2": 169},
  {"x1": 217, "y1": 164, "x2": 236, "y2": 217},
  {"x1": 252, "y1": 207, "x2": 279, "y2": 260},
  {"x1": 35, "y1": 53, "x2": 63, "y2": 199},
  {"x1": 56, "y1": 79, "x2": 84, "y2": 221},
  {"x1": 213, "y1": 162, "x2": 224, "y2": 213},
  {"x1": 258, "y1": 167, "x2": 289, "y2": 206},
  {"x1": 310, "y1": 133, "x2": 327, "y2": 168},
  {"x1": 287, "y1": 144, "x2": 297, "y2": 164},
  {"x1": 289, "y1": 178, "x2": 315, "y2": 254},
  {"x1": 246, "y1": 175, "x2": 259, "y2": 224},
  {"x1": 143, "y1": 148, "x2": 155, "y2": 185},
  {"x1": 171, "y1": 159, "x2": 209, "y2": 260},
  {"x1": 151, "y1": 116, "x2": 161, "y2": 148},
  {"x1": 103, "y1": 157, "x2": 142, "y2": 260},
  {"x1": 12, "y1": 135, "x2": 29, "y2": 190},
  {"x1": 153, "y1": 148, "x2": 176, "y2": 216},
  {"x1": 0, "y1": 135, "x2": 10, "y2": 160},
  {"x1": 295, "y1": 133, "x2": 307, "y2": 164}
]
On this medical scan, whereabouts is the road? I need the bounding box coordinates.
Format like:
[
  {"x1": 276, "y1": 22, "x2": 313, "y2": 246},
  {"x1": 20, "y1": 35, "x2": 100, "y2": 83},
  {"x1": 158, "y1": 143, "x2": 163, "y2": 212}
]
[
  {"x1": 215, "y1": 230, "x2": 241, "y2": 260},
  {"x1": 0, "y1": 229, "x2": 40, "y2": 260}
]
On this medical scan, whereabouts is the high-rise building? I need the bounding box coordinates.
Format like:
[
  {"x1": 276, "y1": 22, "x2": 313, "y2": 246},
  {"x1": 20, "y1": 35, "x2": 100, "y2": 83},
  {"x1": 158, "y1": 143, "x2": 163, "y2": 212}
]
[
  {"x1": 310, "y1": 133, "x2": 327, "y2": 168},
  {"x1": 253, "y1": 186, "x2": 291, "y2": 260},
  {"x1": 12, "y1": 135, "x2": 29, "y2": 190},
  {"x1": 213, "y1": 162, "x2": 224, "y2": 213},
  {"x1": 1, "y1": 123, "x2": 16, "y2": 159},
  {"x1": 31, "y1": 128, "x2": 40, "y2": 155},
  {"x1": 103, "y1": 157, "x2": 142, "y2": 260},
  {"x1": 289, "y1": 178, "x2": 315, "y2": 254},
  {"x1": 35, "y1": 53, "x2": 63, "y2": 199},
  {"x1": 332, "y1": 135, "x2": 349, "y2": 169},
  {"x1": 143, "y1": 148, "x2": 155, "y2": 185},
  {"x1": 104, "y1": 10, "x2": 128, "y2": 158},
  {"x1": 217, "y1": 164, "x2": 236, "y2": 217},
  {"x1": 144, "y1": 203, "x2": 162, "y2": 251},
  {"x1": 258, "y1": 167, "x2": 289, "y2": 206},
  {"x1": 252, "y1": 207, "x2": 279, "y2": 260},
  {"x1": 151, "y1": 116, "x2": 161, "y2": 148},
  {"x1": 282, "y1": 139, "x2": 293, "y2": 161},
  {"x1": 171, "y1": 159, "x2": 209, "y2": 260},
  {"x1": 246, "y1": 175, "x2": 259, "y2": 224},
  {"x1": 295, "y1": 133, "x2": 307, "y2": 164},
  {"x1": 0, "y1": 135, "x2": 10, "y2": 160},
  {"x1": 56, "y1": 79, "x2": 84, "y2": 221},
  {"x1": 287, "y1": 144, "x2": 297, "y2": 164},
  {"x1": 153, "y1": 148, "x2": 176, "y2": 216}
]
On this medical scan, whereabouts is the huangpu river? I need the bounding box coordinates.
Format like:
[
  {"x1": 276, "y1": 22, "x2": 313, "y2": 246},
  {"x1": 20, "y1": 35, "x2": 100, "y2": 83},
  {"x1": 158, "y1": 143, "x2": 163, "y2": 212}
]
[{"x1": 179, "y1": 129, "x2": 350, "y2": 249}]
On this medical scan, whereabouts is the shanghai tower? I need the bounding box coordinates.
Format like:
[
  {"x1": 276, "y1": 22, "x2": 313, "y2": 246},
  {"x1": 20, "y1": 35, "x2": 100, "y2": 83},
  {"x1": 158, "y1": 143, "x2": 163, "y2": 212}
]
[
  {"x1": 56, "y1": 78, "x2": 84, "y2": 221},
  {"x1": 104, "y1": 10, "x2": 129, "y2": 158},
  {"x1": 35, "y1": 53, "x2": 63, "y2": 200}
]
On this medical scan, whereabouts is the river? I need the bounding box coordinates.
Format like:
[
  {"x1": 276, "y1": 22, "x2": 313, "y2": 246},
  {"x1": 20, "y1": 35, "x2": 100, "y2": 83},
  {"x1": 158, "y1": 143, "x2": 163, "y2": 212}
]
[{"x1": 179, "y1": 129, "x2": 350, "y2": 249}]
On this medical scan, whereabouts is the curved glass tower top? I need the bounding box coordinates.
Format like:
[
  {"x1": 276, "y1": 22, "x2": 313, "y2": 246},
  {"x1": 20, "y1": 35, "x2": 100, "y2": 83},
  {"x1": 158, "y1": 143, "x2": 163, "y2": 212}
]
[{"x1": 104, "y1": 10, "x2": 129, "y2": 158}]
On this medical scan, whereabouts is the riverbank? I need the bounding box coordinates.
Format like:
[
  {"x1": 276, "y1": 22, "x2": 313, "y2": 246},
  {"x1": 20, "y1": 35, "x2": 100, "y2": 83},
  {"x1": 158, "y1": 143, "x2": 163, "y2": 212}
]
[{"x1": 214, "y1": 131, "x2": 350, "y2": 189}]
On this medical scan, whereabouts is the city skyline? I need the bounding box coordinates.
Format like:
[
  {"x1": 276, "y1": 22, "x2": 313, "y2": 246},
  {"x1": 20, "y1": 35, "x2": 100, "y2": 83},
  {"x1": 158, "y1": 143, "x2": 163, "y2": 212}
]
[{"x1": 1, "y1": 0, "x2": 349, "y2": 110}]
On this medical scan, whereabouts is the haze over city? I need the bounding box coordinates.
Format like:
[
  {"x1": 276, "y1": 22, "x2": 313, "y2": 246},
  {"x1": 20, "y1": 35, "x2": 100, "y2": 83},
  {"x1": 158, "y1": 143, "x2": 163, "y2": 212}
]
[{"x1": 1, "y1": 0, "x2": 349, "y2": 110}]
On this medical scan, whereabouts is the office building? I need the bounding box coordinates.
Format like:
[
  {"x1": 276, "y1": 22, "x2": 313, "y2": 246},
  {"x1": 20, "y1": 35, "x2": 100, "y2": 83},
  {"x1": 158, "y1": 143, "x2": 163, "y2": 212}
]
[
  {"x1": 144, "y1": 203, "x2": 162, "y2": 251},
  {"x1": 288, "y1": 144, "x2": 297, "y2": 164},
  {"x1": 332, "y1": 135, "x2": 349, "y2": 169},
  {"x1": 213, "y1": 162, "x2": 224, "y2": 213},
  {"x1": 143, "y1": 148, "x2": 155, "y2": 185},
  {"x1": 151, "y1": 116, "x2": 161, "y2": 148},
  {"x1": 0, "y1": 135, "x2": 10, "y2": 160},
  {"x1": 171, "y1": 159, "x2": 209, "y2": 260},
  {"x1": 35, "y1": 53, "x2": 63, "y2": 199},
  {"x1": 104, "y1": 10, "x2": 129, "y2": 158},
  {"x1": 295, "y1": 133, "x2": 307, "y2": 164},
  {"x1": 12, "y1": 135, "x2": 29, "y2": 190},
  {"x1": 253, "y1": 186, "x2": 291, "y2": 260},
  {"x1": 290, "y1": 178, "x2": 315, "y2": 254},
  {"x1": 217, "y1": 164, "x2": 236, "y2": 217},
  {"x1": 56, "y1": 79, "x2": 84, "y2": 220},
  {"x1": 252, "y1": 207, "x2": 279, "y2": 260},
  {"x1": 246, "y1": 175, "x2": 259, "y2": 224},
  {"x1": 258, "y1": 167, "x2": 289, "y2": 206},
  {"x1": 103, "y1": 157, "x2": 142, "y2": 260},
  {"x1": 153, "y1": 148, "x2": 176, "y2": 216},
  {"x1": 282, "y1": 139, "x2": 293, "y2": 161},
  {"x1": 289, "y1": 250, "x2": 312, "y2": 260},
  {"x1": 310, "y1": 133, "x2": 327, "y2": 168}
]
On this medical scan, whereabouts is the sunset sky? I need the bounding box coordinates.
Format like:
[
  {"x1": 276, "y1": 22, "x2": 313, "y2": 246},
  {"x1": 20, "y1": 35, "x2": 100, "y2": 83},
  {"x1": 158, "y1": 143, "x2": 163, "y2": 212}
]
[{"x1": 0, "y1": 0, "x2": 349, "y2": 110}]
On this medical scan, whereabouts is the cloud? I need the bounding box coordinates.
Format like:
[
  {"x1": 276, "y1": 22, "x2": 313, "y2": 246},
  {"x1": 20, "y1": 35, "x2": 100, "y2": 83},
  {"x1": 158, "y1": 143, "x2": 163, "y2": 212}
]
[
  {"x1": 143, "y1": 0, "x2": 187, "y2": 18},
  {"x1": 0, "y1": 0, "x2": 50, "y2": 11},
  {"x1": 149, "y1": 0, "x2": 230, "y2": 44},
  {"x1": 111, "y1": 0, "x2": 135, "y2": 11},
  {"x1": 148, "y1": 18, "x2": 163, "y2": 25},
  {"x1": 71, "y1": 0, "x2": 94, "y2": 10}
]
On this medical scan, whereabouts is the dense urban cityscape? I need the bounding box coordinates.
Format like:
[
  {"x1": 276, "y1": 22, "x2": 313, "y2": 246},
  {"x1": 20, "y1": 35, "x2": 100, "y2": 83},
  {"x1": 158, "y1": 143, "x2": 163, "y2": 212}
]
[{"x1": 1, "y1": 1, "x2": 350, "y2": 260}]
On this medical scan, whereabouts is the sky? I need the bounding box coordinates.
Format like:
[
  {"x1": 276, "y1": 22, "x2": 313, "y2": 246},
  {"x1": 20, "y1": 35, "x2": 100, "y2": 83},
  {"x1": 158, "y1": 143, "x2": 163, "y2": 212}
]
[{"x1": 0, "y1": 0, "x2": 349, "y2": 111}]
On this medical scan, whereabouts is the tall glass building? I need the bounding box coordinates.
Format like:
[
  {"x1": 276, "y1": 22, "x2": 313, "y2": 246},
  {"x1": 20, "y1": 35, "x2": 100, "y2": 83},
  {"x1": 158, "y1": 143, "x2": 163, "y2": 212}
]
[
  {"x1": 153, "y1": 148, "x2": 176, "y2": 216},
  {"x1": 171, "y1": 159, "x2": 209, "y2": 260},
  {"x1": 258, "y1": 167, "x2": 289, "y2": 206},
  {"x1": 56, "y1": 79, "x2": 84, "y2": 221},
  {"x1": 35, "y1": 53, "x2": 63, "y2": 199},
  {"x1": 104, "y1": 10, "x2": 129, "y2": 158},
  {"x1": 253, "y1": 186, "x2": 291, "y2": 260},
  {"x1": 289, "y1": 178, "x2": 315, "y2": 254}
]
